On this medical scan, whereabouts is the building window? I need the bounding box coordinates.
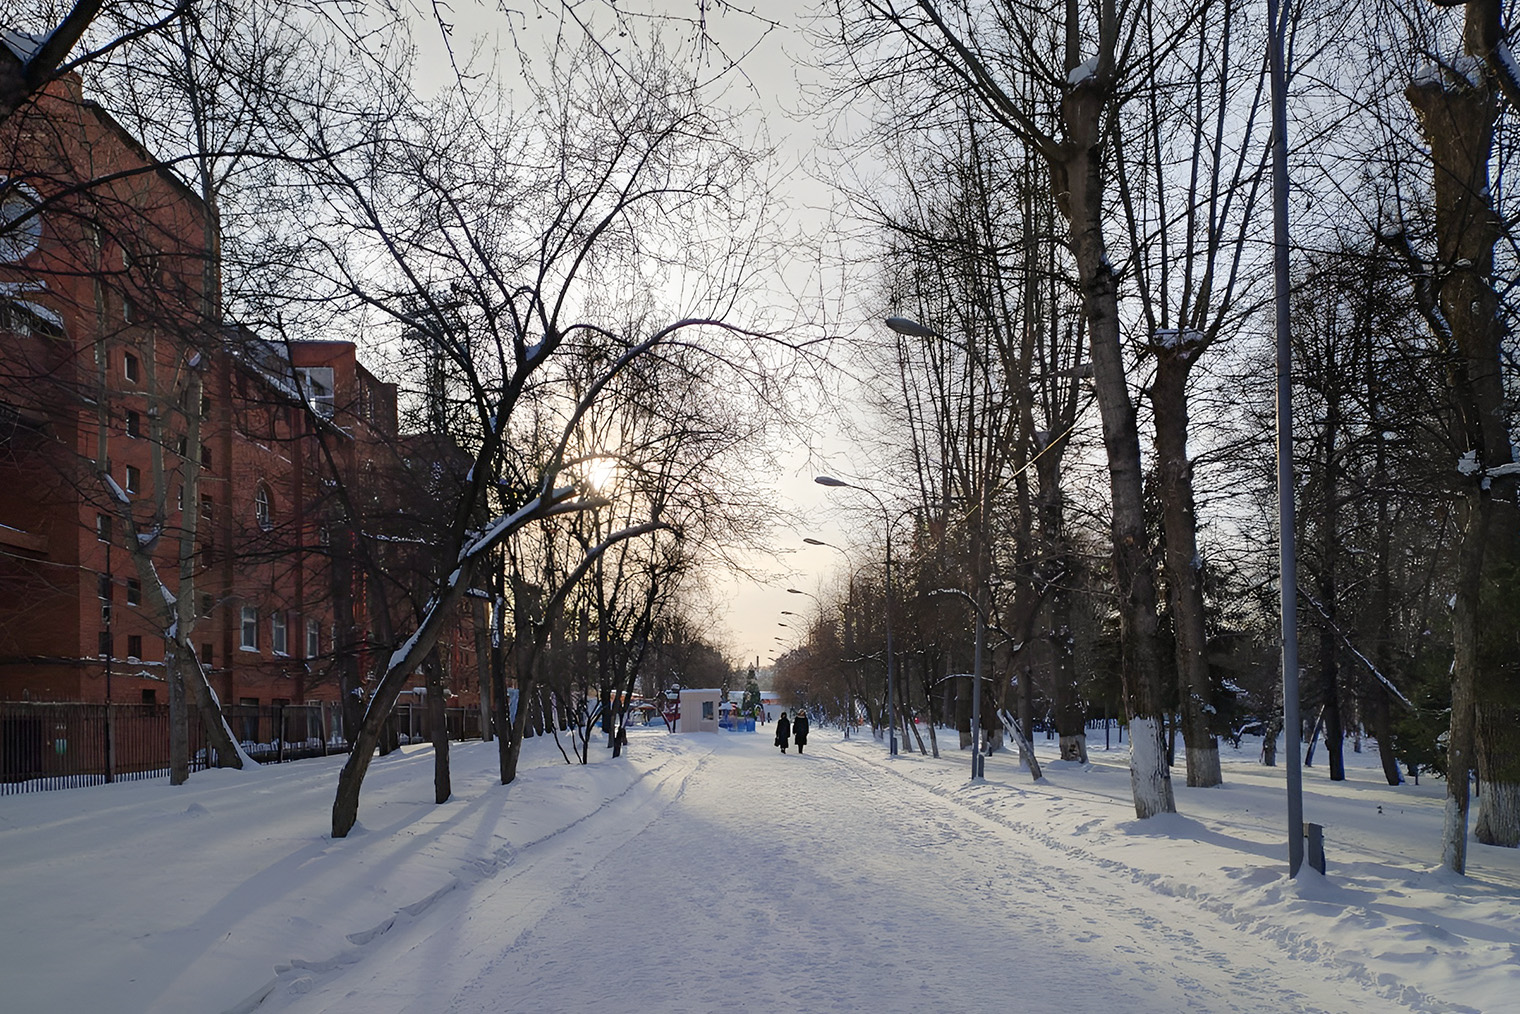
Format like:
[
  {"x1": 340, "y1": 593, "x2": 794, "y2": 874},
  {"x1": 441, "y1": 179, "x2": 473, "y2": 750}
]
[
  {"x1": 124, "y1": 464, "x2": 140, "y2": 493},
  {"x1": 97, "y1": 631, "x2": 111, "y2": 658},
  {"x1": 240, "y1": 606, "x2": 258, "y2": 650},
  {"x1": 201, "y1": 593, "x2": 213, "y2": 616},
  {"x1": 126, "y1": 578, "x2": 141, "y2": 606},
  {"x1": 100, "y1": 600, "x2": 111, "y2": 624},
  {"x1": 97, "y1": 574, "x2": 112, "y2": 600},
  {"x1": 255, "y1": 484, "x2": 271, "y2": 530},
  {"x1": 201, "y1": 643, "x2": 213, "y2": 667},
  {"x1": 201, "y1": 496, "x2": 213, "y2": 521},
  {"x1": 306, "y1": 618, "x2": 320, "y2": 659},
  {"x1": 124, "y1": 296, "x2": 138, "y2": 323},
  {"x1": 126, "y1": 635, "x2": 142, "y2": 661},
  {"x1": 296, "y1": 366, "x2": 336, "y2": 419},
  {"x1": 141, "y1": 689, "x2": 156, "y2": 705},
  {"x1": 123, "y1": 351, "x2": 139, "y2": 383},
  {"x1": 125, "y1": 410, "x2": 141, "y2": 438},
  {"x1": 271, "y1": 612, "x2": 287, "y2": 656},
  {"x1": 201, "y1": 445, "x2": 212, "y2": 468}
]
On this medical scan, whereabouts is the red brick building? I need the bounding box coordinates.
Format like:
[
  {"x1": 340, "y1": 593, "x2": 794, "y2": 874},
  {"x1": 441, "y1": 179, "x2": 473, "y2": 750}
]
[{"x1": 0, "y1": 74, "x2": 481, "y2": 722}]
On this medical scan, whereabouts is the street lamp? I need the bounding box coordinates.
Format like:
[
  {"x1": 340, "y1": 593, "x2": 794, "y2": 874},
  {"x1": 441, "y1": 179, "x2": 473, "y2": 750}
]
[
  {"x1": 928, "y1": 586, "x2": 985, "y2": 779},
  {"x1": 1269, "y1": 0, "x2": 1305, "y2": 878},
  {"x1": 816, "y1": 474, "x2": 898, "y2": 756},
  {"x1": 885, "y1": 316, "x2": 940, "y2": 339},
  {"x1": 929, "y1": 586, "x2": 1043, "y2": 782}
]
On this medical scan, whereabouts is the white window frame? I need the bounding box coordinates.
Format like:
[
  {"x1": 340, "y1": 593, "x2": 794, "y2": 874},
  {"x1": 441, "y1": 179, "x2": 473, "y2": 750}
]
[
  {"x1": 295, "y1": 367, "x2": 336, "y2": 419},
  {"x1": 271, "y1": 612, "x2": 288, "y2": 656},
  {"x1": 124, "y1": 463, "x2": 140, "y2": 494},
  {"x1": 306, "y1": 618, "x2": 320, "y2": 660},
  {"x1": 240, "y1": 606, "x2": 259, "y2": 651},
  {"x1": 255, "y1": 484, "x2": 271, "y2": 530}
]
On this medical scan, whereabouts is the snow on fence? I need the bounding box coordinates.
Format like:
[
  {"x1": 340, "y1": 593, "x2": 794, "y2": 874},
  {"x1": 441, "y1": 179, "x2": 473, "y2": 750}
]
[{"x1": 0, "y1": 701, "x2": 482, "y2": 795}]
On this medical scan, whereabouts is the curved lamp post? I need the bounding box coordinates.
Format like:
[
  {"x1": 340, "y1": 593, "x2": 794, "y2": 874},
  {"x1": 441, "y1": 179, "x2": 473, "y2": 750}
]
[
  {"x1": 816, "y1": 474, "x2": 897, "y2": 756},
  {"x1": 927, "y1": 587, "x2": 994, "y2": 780}
]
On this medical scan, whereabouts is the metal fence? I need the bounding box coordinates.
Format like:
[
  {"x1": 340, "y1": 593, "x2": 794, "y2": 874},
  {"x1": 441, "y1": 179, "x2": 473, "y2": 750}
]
[{"x1": 0, "y1": 700, "x2": 483, "y2": 795}]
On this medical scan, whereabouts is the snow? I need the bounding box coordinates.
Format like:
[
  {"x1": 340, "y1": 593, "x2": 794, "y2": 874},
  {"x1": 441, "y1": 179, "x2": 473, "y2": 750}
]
[
  {"x1": 1153, "y1": 327, "x2": 1205, "y2": 349},
  {"x1": 1413, "y1": 56, "x2": 1485, "y2": 92},
  {"x1": 1, "y1": 730, "x2": 1516, "y2": 1013},
  {"x1": 1068, "y1": 55, "x2": 1099, "y2": 85},
  {"x1": 1497, "y1": 42, "x2": 1520, "y2": 100},
  {"x1": 0, "y1": 27, "x2": 47, "y2": 62}
]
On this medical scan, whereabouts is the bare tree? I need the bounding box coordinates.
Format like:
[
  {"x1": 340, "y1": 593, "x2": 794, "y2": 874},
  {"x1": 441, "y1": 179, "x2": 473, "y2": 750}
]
[
  {"x1": 825, "y1": 0, "x2": 1184, "y2": 815},
  {"x1": 249, "y1": 29, "x2": 782, "y2": 836},
  {"x1": 1393, "y1": 0, "x2": 1520, "y2": 867}
]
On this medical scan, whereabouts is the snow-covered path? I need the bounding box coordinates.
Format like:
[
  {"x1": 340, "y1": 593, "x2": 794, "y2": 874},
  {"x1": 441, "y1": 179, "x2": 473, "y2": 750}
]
[
  {"x1": 5, "y1": 726, "x2": 1516, "y2": 1013},
  {"x1": 268, "y1": 735, "x2": 1411, "y2": 1014}
]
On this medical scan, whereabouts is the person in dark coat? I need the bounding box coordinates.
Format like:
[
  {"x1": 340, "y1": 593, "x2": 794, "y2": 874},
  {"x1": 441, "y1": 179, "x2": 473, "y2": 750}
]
[
  {"x1": 792, "y1": 710, "x2": 809, "y2": 753},
  {"x1": 775, "y1": 711, "x2": 791, "y2": 753}
]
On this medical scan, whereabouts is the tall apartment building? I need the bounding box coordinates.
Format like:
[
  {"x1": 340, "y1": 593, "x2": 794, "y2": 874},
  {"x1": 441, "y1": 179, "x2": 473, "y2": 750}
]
[{"x1": 0, "y1": 71, "x2": 479, "y2": 716}]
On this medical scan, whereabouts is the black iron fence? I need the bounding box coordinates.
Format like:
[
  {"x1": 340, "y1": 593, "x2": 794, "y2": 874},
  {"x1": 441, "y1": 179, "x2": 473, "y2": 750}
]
[{"x1": 0, "y1": 700, "x2": 483, "y2": 795}]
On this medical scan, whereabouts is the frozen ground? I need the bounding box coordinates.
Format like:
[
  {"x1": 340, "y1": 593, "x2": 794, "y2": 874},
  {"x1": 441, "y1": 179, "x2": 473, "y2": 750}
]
[{"x1": 1, "y1": 724, "x2": 1516, "y2": 1014}]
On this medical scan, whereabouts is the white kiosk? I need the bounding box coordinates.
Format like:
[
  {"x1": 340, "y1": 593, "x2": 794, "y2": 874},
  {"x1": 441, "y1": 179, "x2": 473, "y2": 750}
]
[{"x1": 675, "y1": 688, "x2": 721, "y2": 733}]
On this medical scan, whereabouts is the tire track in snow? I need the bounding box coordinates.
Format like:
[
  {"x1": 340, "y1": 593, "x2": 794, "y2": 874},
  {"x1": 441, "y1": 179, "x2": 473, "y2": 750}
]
[
  {"x1": 244, "y1": 745, "x2": 706, "y2": 1013},
  {"x1": 835, "y1": 744, "x2": 1477, "y2": 1014},
  {"x1": 433, "y1": 739, "x2": 1384, "y2": 1013}
]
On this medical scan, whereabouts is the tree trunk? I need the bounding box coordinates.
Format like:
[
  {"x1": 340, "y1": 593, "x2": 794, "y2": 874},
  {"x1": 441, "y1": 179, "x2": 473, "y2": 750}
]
[
  {"x1": 1151, "y1": 339, "x2": 1220, "y2": 786},
  {"x1": 1315, "y1": 379, "x2": 1346, "y2": 783},
  {"x1": 1368, "y1": 389, "x2": 1404, "y2": 787},
  {"x1": 473, "y1": 595, "x2": 493, "y2": 742},
  {"x1": 168, "y1": 646, "x2": 189, "y2": 784},
  {"x1": 1408, "y1": 32, "x2": 1520, "y2": 864},
  {"x1": 1037, "y1": 453, "x2": 1086, "y2": 763},
  {"x1": 1054, "y1": 105, "x2": 1174, "y2": 815},
  {"x1": 332, "y1": 556, "x2": 480, "y2": 837},
  {"x1": 427, "y1": 656, "x2": 450, "y2": 804},
  {"x1": 955, "y1": 663, "x2": 972, "y2": 750}
]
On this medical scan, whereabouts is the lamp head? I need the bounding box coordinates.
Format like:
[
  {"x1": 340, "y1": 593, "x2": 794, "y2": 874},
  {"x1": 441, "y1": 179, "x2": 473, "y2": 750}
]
[
  {"x1": 814, "y1": 475, "x2": 850, "y2": 488},
  {"x1": 884, "y1": 316, "x2": 940, "y2": 339}
]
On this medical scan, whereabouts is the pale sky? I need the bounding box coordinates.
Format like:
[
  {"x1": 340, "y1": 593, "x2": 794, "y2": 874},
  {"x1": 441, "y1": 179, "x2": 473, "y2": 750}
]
[{"x1": 408, "y1": 0, "x2": 884, "y2": 670}]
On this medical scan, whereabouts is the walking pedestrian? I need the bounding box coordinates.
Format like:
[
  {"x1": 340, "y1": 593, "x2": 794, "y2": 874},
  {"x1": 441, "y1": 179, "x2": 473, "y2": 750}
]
[
  {"x1": 793, "y1": 710, "x2": 809, "y2": 753},
  {"x1": 775, "y1": 711, "x2": 791, "y2": 753}
]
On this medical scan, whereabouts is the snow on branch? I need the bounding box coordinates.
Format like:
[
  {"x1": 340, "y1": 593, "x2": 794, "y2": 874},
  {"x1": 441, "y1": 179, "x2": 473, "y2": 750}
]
[
  {"x1": 456, "y1": 485, "x2": 576, "y2": 563},
  {"x1": 1493, "y1": 43, "x2": 1520, "y2": 106},
  {"x1": 1300, "y1": 591, "x2": 1415, "y2": 709}
]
